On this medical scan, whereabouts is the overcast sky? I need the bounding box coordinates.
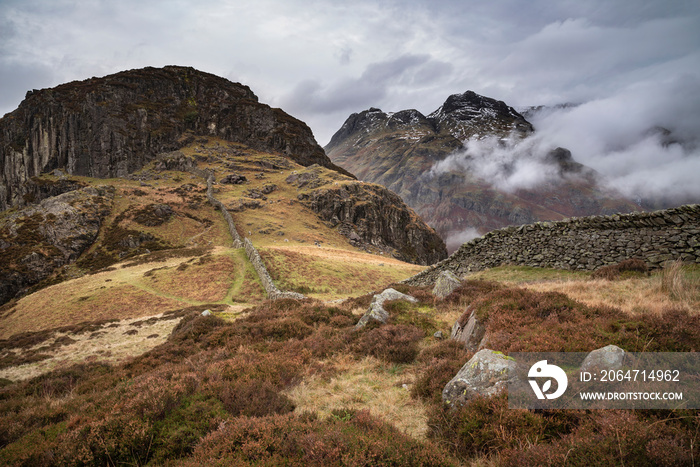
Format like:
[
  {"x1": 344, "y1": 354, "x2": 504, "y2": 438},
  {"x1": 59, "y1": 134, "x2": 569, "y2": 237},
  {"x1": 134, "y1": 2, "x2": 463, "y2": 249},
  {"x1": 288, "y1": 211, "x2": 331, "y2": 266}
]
[{"x1": 1, "y1": 0, "x2": 699, "y2": 203}]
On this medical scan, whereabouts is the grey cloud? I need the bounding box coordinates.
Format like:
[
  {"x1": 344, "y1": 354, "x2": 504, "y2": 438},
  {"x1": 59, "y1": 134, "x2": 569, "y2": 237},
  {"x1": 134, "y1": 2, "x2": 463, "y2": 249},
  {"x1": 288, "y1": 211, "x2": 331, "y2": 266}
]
[
  {"x1": 0, "y1": 0, "x2": 698, "y2": 205},
  {"x1": 282, "y1": 54, "x2": 451, "y2": 115},
  {"x1": 0, "y1": 61, "x2": 54, "y2": 115},
  {"x1": 520, "y1": 75, "x2": 700, "y2": 204},
  {"x1": 335, "y1": 46, "x2": 353, "y2": 65}
]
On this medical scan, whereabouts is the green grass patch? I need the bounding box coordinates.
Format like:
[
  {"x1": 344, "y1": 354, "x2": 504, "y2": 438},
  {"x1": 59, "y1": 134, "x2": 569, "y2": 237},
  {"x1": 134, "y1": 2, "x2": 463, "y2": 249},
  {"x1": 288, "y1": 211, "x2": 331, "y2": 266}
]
[{"x1": 467, "y1": 265, "x2": 590, "y2": 283}]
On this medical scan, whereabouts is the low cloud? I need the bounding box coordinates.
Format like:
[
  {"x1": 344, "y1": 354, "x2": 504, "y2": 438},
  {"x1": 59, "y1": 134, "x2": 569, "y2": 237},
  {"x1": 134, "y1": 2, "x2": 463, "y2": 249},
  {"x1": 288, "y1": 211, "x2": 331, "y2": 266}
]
[
  {"x1": 428, "y1": 133, "x2": 575, "y2": 193},
  {"x1": 530, "y1": 75, "x2": 700, "y2": 206},
  {"x1": 428, "y1": 74, "x2": 700, "y2": 208},
  {"x1": 444, "y1": 228, "x2": 481, "y2": 253}
]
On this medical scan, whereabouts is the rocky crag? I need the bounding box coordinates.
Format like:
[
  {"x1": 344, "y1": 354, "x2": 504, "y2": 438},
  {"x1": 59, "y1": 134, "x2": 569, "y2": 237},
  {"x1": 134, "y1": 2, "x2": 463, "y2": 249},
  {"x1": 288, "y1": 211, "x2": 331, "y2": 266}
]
[
  {"x1": 297, "y1": 177, "x2": 446, "y2": 265},
  {"x1": 404, "y1": 204, "x2": 700, "y2": 286},
  {"x1": 0, "y1": 66, "x2": 352, "y2": 212},
  {"x1": 0, "y1": 186, "x2": 114, "y2": 304},
  {"x1": 325, "y1": 91, "x2": 640, "y2": 251}
]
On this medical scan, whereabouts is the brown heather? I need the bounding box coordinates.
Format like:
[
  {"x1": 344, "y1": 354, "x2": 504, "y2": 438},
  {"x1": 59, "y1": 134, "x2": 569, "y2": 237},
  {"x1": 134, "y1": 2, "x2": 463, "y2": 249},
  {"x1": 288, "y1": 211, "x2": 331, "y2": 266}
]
[{"x1": 1, "y1": 261, "x2": 699, "y2": 465}]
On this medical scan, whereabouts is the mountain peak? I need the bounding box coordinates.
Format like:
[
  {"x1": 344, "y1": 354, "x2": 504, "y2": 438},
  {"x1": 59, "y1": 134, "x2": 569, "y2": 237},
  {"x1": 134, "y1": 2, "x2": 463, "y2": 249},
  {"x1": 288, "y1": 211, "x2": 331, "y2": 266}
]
[
  {"x1": 326, "y1": 90, "x2": 641, "y2": 252},
  {"x1": 0, "y1": 66, "x2": 352, "y2": 211},
  {"x1": 428, "y1": 90, "x2": 533, "y2": 140}
]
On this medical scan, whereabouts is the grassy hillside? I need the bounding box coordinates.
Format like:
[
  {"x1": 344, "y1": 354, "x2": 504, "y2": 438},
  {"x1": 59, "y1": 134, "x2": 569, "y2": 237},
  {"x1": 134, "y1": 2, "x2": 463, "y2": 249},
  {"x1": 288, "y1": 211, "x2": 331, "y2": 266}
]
[{"x1": 0, "y1": 137, "x2": 428, "y2": 381}]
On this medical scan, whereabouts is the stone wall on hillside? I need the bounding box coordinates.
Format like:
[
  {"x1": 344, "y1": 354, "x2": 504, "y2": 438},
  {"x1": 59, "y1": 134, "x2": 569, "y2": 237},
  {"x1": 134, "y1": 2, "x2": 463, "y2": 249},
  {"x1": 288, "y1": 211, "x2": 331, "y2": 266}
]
[
  {"x1": 404, "y1": 204, "x2": 700, "y2": 286},
  {"x1": 201, "y1": 169, "x2": 303, "y2": 300},
  {"x1": 243, "y1": 238, "x2": 305, "y2": 300},
  {"x1": 204, "y1": 173, "x2": 243, "y2": 248}
]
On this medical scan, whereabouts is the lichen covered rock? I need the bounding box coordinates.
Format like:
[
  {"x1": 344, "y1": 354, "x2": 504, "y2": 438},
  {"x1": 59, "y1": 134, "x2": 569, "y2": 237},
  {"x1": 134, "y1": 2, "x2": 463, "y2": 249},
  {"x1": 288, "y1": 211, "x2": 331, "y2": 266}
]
[
  {"x1": 432, "y1": 270, "x2": 461, "y2": 299},
  {"x1": 354, "y1": 288, "x2": 418, "y2": 329},
  {"x1": 442, "y1": 349, "x2": 516, "y2": 407}
]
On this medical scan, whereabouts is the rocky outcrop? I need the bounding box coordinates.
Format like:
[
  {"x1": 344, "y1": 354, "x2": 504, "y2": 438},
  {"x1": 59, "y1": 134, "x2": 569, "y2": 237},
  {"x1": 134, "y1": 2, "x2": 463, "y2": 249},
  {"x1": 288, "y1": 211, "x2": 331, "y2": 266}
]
[
  {"x1": 355, "y1": 288, "x2": 418, "y2": 329},
  {"x1": 0, "y1": 186, "x2": 114, "y2": 304},
  {"x1": 299, "y1": 182, "x2": 447, "y2": 265},
  {"x1": 405, "y1": 204, "x2": 700, "y2": 286},
  {"x1": 428, "y1": 90, "x2": 533, "y2": 140},
  {"x1": 442, "y1": 349, "x2": 516, "y2": 407},
  {"x1": 450, "y1": 307, "x2": 487, "y2": 352},
  {"x1": 153, "y1": 151, "x2": 196, "y2": 173},
  {"x1": 0, "y1": 66, "x2": 348, "y2": 212},
  {"x1": 325, "y1": 92, "x2": 641, "y2": 252}
]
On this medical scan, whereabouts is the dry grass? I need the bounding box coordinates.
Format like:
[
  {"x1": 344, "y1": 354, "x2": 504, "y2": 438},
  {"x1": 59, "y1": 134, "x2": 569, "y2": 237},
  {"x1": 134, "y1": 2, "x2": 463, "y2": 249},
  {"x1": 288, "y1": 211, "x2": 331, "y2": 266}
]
[
  {"x1": 0, "y1": 247, "x2": 265, "y2": 339},
  {"x1": 660, "y1": 260, "x2": 700, "y2": 304},
  {"x1": 143, "y1": 253, "x2": 238, "y2": 302},
  {"x1": 511, "y1": 263, "x2": 700, "y2": 316},
  {"x1": 284, "y1": 354, "x2": 429, "y2": 439},
  {"x1": 0, "y1": 312, "x2": 183, "y2": 381},
  {"x1": 0, "y1": 282, "x2": 184, "y2": 339},
  {"x1": 259, "y1": 246, "x2": 424, "y2": 300}
]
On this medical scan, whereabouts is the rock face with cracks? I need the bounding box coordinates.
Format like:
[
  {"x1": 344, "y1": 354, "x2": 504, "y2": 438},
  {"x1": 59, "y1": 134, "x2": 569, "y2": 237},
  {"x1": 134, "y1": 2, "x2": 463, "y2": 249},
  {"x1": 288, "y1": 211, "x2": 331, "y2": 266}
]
[
  {"x1": 299, "y1": 182, "x2": 447, "y2": 265},
  {"x1": 0, "y1": 186, "x2": 114, "y2": 304}
]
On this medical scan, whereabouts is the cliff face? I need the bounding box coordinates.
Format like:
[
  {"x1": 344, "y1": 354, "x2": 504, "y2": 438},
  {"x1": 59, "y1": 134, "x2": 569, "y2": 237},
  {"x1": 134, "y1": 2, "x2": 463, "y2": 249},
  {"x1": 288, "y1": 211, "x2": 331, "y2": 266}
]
[
  {"x1": 0, "y1": 66, "x2": 345, "y2": 211},
  {"x1": 298, "y1": 181, "x2": 447, "y2": 265},
  {"x1": 0, "y1": 186, "x2": 114, "y2": 304},
  {"x1": 325, "y1": 91, "x2": 641, "y2": 251}
]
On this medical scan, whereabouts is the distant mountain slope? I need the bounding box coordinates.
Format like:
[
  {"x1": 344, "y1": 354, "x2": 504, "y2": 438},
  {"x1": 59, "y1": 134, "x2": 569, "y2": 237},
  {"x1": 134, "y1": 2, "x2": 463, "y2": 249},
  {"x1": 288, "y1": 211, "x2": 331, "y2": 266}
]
[{"x1": 325, "y1": 91, "x2": 641, "y2": 251}]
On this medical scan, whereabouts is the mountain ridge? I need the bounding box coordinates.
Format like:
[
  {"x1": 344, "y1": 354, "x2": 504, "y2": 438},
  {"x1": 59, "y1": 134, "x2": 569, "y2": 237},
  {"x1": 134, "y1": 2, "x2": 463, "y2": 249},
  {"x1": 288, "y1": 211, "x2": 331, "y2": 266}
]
[
  {"x1": 0, "y1": 67, "x2": 446, "y2": 305},
  {"x1": 325, "y1": 91, "x2": 641, "y2": 251}
]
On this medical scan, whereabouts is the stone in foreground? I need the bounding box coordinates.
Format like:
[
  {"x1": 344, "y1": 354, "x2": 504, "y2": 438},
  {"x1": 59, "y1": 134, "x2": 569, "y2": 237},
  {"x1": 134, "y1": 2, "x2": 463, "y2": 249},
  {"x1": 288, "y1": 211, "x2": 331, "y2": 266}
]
[
  {"x1": 580, "y1": 344, "x2": 627, "y2": 373},
  {"x1": 450, "y1": 307, "x2": 487, "y2": 352},
  {"x1": 432, "y1": 270, "x2": 462, "y2": 299},
  {"x1": 443, "y1": 349, "x2": 516, "y2": 407},
  {"x1": 354, "y1": 288, "x2": 418, "y2": 329}
]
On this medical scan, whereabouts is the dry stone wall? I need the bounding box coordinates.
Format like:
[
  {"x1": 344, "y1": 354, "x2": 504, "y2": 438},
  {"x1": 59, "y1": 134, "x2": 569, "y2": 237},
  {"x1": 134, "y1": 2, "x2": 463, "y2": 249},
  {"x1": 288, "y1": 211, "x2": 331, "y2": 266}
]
[
  {"x1": 404, "y1": 204, "x2": 700, "y2": 286},
  {"x1": 243, "y1": 238, "x2": 305, "y2": 300},
  {"x1": 204, "y1": 173, "x2": 243, "y2": 248},
  {"x1": 201, "y1": 169, "x2": 303, "y2": 300}
]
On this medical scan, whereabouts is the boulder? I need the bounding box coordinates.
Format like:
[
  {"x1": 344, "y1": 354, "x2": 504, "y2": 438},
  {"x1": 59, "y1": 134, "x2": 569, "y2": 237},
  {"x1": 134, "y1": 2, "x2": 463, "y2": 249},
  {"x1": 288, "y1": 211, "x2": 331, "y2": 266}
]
[
  {"x1": 450, "y1": 307, "x2": 486, "y2": 352},
  {"x1": 432, "y1": 270, "x2": 462, "y2": 299},
  {"x1": 354, "y1": 288, "x2": 417, "y2": 329},
  {"x1": 443, "y1": 349, "x2": 516, "y2": 406},
  {"x1": 220, "y1": 173, "x2": 247, "y2": 184},
  {"x1": 581, "y1": 344, "x2": 627, "y2": 373}
]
